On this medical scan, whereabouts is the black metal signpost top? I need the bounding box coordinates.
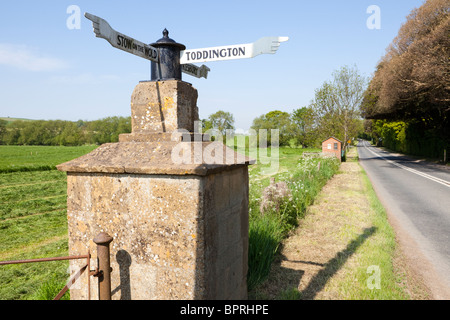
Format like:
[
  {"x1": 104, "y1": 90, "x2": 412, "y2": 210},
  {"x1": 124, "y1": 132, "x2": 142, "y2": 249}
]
[{"x1": 150, "y1": 29, "x2": 186, "y2": 81}]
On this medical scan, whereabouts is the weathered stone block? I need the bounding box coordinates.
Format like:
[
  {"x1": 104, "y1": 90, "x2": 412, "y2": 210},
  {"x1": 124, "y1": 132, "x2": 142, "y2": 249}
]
[
  {"x1": 62, "y1": 167, "x2": 248, "y2": 300},
  {"x1": 58, "y1": 80, "x2": 250, "y2": 300},
  {"x1": 127, "y1": 80, "x2": 199, "y2": 134}
]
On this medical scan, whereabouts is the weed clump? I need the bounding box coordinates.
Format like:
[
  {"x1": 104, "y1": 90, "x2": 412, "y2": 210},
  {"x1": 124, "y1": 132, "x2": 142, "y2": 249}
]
[{"x1": 260, "y1": 178, "x2": 292, "y2": 214}]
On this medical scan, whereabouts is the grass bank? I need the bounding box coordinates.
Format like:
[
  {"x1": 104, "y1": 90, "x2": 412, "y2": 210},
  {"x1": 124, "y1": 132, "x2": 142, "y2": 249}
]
[
  {"x1": 250, "y1": 146, "x2": 430, "y2": 300},
  {"x1": 246, "y1": 147, "x2": 340, "y2": 291},
  {"x1": 0, "y1": 145, "x2": 97, "y2": 173}
]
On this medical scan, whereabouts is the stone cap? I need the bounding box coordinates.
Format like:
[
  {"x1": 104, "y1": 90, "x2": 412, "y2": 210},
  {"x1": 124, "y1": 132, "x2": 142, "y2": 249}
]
[{"x1": 57, "y1": 142, "x2": 254, "y2": 176}]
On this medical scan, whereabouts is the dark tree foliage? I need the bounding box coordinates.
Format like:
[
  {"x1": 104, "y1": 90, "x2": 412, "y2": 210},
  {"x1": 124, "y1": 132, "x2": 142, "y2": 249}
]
[
  {"x1": 362, "y1": 0, "x2": 449, "y2": 120},
  {"x1": 361, "y1": 0, "x2": 449, "y2": 160}
]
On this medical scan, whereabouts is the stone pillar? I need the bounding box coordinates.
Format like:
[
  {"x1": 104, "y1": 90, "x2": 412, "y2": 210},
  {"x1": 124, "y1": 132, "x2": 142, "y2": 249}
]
[{"x1": 57, "y1": 80, "x2": 251, "y2": 300}]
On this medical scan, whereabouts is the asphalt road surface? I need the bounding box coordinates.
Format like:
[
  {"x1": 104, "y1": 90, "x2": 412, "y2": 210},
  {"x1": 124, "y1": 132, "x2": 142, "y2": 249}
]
[{"x1": 357, "y1": 139, "x2": 450, "y2": 299}]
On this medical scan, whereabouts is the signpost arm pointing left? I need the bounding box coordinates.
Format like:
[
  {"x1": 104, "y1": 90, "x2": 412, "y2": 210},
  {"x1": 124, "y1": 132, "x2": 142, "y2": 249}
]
[
  {"x1": 84, "y1": 13, "x2": 209, "y2": 79},
  {"x1": 84, "y1": 12, "x2": 159, "y2": 63},
  {"x1": 85, "y1": 12, "x2": 113, "y2": 42}
]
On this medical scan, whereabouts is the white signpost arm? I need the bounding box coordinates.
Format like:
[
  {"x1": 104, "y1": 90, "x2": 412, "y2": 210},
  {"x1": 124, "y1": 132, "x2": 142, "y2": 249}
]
[
  {"x1": 179, "y1": 36, "x2": 289, "y2": 64},
  {"x1": 85, "y1": 12, "x2": 159, "y2": 63}
]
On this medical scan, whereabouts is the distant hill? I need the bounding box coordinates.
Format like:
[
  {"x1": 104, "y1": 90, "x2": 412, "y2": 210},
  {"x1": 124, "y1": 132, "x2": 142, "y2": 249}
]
[{"x1": 0, "y1": 117, "x2": 37, "y2": 123}]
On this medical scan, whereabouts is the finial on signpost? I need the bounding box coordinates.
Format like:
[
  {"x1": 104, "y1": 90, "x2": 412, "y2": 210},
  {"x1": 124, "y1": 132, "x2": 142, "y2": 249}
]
[{"x1": 150, "y1": 29, "x2": 186, "y2": 81}]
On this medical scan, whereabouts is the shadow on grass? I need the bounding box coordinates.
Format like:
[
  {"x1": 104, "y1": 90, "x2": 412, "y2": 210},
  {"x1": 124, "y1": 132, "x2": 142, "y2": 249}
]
[
  {"x1": 299, "y1": 226, "x2": 377, "y2": 299},
  {"x1": 250, "y1": 226, "x2": 377, "y2": 299}
]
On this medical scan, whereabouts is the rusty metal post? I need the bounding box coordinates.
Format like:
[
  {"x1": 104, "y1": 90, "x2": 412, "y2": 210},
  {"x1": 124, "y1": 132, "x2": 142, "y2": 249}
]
[{"x1": 93, "y1": 232, "x2": 113, "y2": 300}]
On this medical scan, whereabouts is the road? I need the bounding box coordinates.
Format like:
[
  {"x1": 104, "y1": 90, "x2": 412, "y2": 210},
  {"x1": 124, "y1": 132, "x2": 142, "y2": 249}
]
[{"x1": 357, "y1": 139, "x2": 450, "y2": 299}]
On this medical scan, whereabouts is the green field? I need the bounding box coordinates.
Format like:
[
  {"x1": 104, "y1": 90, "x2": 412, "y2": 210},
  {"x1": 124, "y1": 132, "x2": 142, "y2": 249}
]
[
  {"x1": 0, "y1": 145, "x2": 98, "y2": 173},
  {"x1": 0, "y1": 144, "x2": 339, "y2": 300},
  {"x1": 0, "y1": 145, "x2": 97, "y2": 300}
]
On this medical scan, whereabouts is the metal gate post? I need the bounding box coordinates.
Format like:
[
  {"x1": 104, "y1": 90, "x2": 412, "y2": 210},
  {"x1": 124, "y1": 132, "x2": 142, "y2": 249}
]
[{"x1": 93, "y1": 232, "x2": 113, "y2": 300}]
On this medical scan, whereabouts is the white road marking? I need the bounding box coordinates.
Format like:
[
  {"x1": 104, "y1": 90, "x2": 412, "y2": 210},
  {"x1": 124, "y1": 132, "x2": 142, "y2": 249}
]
[{"x1": 362, "y1": 142, "x2": 450, "y2": 188}]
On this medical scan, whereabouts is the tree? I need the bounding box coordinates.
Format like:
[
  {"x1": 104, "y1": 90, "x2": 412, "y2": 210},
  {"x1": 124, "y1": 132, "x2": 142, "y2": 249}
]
[
  {"x1": 362, "y1": 0, "x2": 449, "y2": 119},
  {"x1": 207, "y1": 110, "x2": 235, "y2": 136},
  {"x1": 291, "y1": 106, "x2": 316, "y2": 148},
  {"x1": 86, "y1": 116, "x2": 131, "y2": 144},
  {"x1": 0, "y1": 119, "x2": 7, "y2": 144},
  {"x1": 251, "y1": 110, "x2": 294, "y2": 146},
  {"x1": 201, "y1": 119, "x2": 212, "y2": 132},
  {"x1": 312, "y1": 65, "x2": 367, "y2": 150},
  {"x1": 360, "y1": 0, "x2": 449, "y2": 160}
]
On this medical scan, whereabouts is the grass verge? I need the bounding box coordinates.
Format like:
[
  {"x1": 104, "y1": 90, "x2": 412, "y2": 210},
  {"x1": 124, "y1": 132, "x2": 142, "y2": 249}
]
[
  {"x1": 249, "y1": 146, "x2": 430, "y2": 299},
  {"x1": 247, "y1": 148, "x2": 340, "y2": 292}
]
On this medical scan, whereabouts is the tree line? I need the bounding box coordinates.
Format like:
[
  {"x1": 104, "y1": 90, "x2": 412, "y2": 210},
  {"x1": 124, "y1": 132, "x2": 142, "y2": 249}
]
[
  {"x1": 1, "y1": 65, "x2": 367, "y2": 150},
  {"x1": 0, "y1": 117, "x2": 131, "y2": 146},
  {"x1": 248, "y1": 65, "x2": 366, "y2": 149},
  {"x1": 361, "y1": 0, "x2": 449, "y2": 160}
]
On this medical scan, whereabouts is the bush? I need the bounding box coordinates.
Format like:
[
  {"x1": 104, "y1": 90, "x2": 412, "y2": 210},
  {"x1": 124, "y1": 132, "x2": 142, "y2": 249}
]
[{"x1": 373, "y1": 119, "x2": 447, "y2": 159}]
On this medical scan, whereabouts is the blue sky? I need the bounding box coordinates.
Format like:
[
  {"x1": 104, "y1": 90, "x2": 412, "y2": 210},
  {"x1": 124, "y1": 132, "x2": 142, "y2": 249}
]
[{"x1": 0, "y1": 0, "x2": 424, "y2": 131}]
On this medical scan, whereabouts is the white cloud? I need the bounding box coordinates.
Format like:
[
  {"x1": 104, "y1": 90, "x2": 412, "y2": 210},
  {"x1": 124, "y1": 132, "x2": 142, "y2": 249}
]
[{"x1": 0, "y1": 43, "x2": 69, "y2": 72}]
